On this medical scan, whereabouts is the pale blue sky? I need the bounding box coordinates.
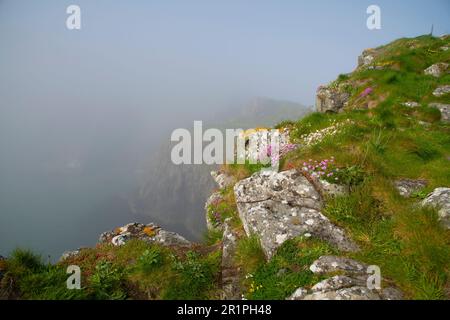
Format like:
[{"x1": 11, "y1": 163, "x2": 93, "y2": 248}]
[{"x1": 1, "y1": 0, "x2": 449, "y2": 109}]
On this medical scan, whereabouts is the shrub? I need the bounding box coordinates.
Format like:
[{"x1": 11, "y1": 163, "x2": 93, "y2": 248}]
[{"x1": 90, "y1": 260, "x2": 127, "y2": 300}]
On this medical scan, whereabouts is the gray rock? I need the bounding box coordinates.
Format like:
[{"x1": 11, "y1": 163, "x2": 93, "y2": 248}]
[
  {"x1": 421, "y1": 188, "x2": 450, "y2": 229},
  {"x1": 288, "y1": 257, "x2": 404, "y2": 300},
  {"x1": 234, "y1": 170, "x2": 358, "y2": 259},
  {"x1": 424, "y1": 63, "x2": 449, "y2": 77},
  {"x1": 99, "y1": 222, "x2": 191, "y2": 247},
  {"x1": 315, "y1": 179, "x2": 348, "y2": 197},
  {"x1": 302, "y1": 286, "x2": 381, "y2": 300},
  {"x1": 59, "y1": 249, "x2": 82, "y2": 262},
  {"x1": 401, "y1": 101, "x2": 420, "y2": 108},
  {"x1": 316, "y1": 85, "x2": 350, "y2": 113},
  {"x1": 309, "y1": 255, "x2": 367, "y2": 275},
  {"x1": 433, "y1": 85, "x2": 450, "y2": 97},
  {"x1": 221, "y1": 218, "x2": 241, "y2": 300},
  {"x1": 358, "y1": 49, "x2": 376, "y2": 68},
  {"x1": 394, "y1": 179, "x2": 427, "y2": 197},
  {"x1": 211, "y1": 171, "x2": 237, "y2": 189},
  {"x1": 429, "y1": 103, "x2": 450, "y2": 122}
]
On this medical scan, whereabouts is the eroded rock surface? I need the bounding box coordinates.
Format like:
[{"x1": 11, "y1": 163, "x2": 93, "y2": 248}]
[
  {"x1": 421, "y1": 188, "x2": 450, "y2": 229},
  {"x1": 433, "y1": 85, "x2": 450, "y2": 97},
  {"x1": 99, "y1": 222, "x2": 191, "y2": 247},
  {"x1": 234, "y1": 170, "x2": 358, "y2": 258},
  {"x1": 211, "y1": 171, "x2": 237, "y2": 189},
  {"x1": 288, "y1": 256, "x2": 403, "y2": 300},
  {"x1": 424, "y1": 63, "x2": 449, "y2": 77},
  {"x1": 394, "y1": 179, "x2": 427, "y2": 197},
  {"x1": 316, "y1": 85, "x2": 350, "y2": 113},
  {"x1": 429, "y1": 103, "x2": 450, "y2": 122},
  {"x1": 221, "y1": 219, "x2": 241, "y2": 300}
]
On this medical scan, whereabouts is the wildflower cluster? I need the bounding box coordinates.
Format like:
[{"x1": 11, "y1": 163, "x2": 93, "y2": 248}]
[
  {"x1": 301, "y1": 157, "x2": 339, "y2": 182},
  {"x1": 298, "y1": 119, "x2": 353, "y2": 147},
  {"x1": 359, "y1": 87, "x2": 373, "y2": 98},
  {"x1": 260, "y1": 143, "x2": 298, "y2": 164}
]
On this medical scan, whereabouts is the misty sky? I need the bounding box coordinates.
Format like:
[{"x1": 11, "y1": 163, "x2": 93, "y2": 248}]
[{"x1": 0, "y1": 0, "x2": 449, "y2": 258}]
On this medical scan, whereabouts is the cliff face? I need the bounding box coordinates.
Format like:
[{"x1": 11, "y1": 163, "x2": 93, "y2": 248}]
[{"x1": 1, "y1": 35, "x2": 449, "y2": 300}]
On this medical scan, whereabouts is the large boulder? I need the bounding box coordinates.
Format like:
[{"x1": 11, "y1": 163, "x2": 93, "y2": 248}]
[
  {"x1": 234, "y1": 170, "x2": 358, "y2": 259},
  {"x1": 421, "y1": 188, "x2": 450, "y2": 229},
  {"x1": 429, "y1": 103, "x2": 450, "y2": 122},
  {"x1": 316, "y1": 85, "x2": 350, "y2": 113},
  {"x1": 424, "y1": 63, "x2": 449, "y2": 77},
  {"x1": 288, "y1": 255, "x2": 403, "y2": 300},
  {"x1": 99, "y1": 222, "x2": 191, "y2": 247}
]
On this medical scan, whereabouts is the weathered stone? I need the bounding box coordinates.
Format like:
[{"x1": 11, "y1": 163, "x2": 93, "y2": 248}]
[
  {"x1": 394, "y1": 179, "x2": 427, "y2": 197},
  {"x1": 302, "y1": 286, "x2": 381, "y2": 300},
  {"x1": 99, "y1": 222, "x2": 191, "y2": 247},
  {"x1": 311, "y1": 275, "x2": 366, "y2": 293},
  {"x1": 316, "y1": 85, "x2": 350, "y2": 113},
  {"x1": 401, "y1": 101, "x2": 420, "y2": 108},
  {"x1": 309, "y1": 256, "x2": 367, "y2": 275},
  {"x1": 433, "y1": 85, "x2": 450, "y2": 97},
  {"x1": 429, "y1": 103, "x2": 450, "y2": 122},
  {"x1": 315, "y1": 179, "x2": 348, "y2": 197},
  {"x1": 59, "y1": 249, "x2": 83, "y2": 262},
  {"x1": 221, "y1": 219, "x2": 241, "y2": 300},
  {"x1": 288, "y1": 256, "x2": 404, "y2": 300},
  {"x1": 234, "y1": 170, "x2": 358, "y2": 259},
  {"x1": 211, "y1": 171, "x2": 237, "y2": 189},
  {"x1": 421, "y1": 188, "x2": 450, "y2": 229},
  {"x1": 424, "y1": 63, "x2": 449, "y2": 77},
  {"x1": 358, "y1": 49, "x2": 376, "y2": 68}
]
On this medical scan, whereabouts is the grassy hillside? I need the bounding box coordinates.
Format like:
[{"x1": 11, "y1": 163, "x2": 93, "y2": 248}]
[{"x1": 1, "y1": 35, "x2": 449, "y2": 300}]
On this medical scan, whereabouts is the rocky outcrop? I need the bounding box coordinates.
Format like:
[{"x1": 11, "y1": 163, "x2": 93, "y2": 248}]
[
  {"x1": 316, "y1": 85, "x2": 350, "y2": 113},
  {"x1": 99, "y1": 222, "x2": 191, "y2": 247},
  {"x1": 394, "y1": 179, "x2": 427, "y2": 197},
  {"x1": 358, "y1": 49, "x2": 377, "y2": 68},
  {"x1": 288, "y1": 256, "x2": 403, "y2": 300},
  {"x1": 234, "y1": 170, "x2": 358, "y2": 259},
  {"x1": 211, "y1": 171, "x2": 237, "y2": 189},
  {"x1": 424, "y1": 63, "x2": 449, "y2": 77},
  {"x1": 433, "y1": 85, "x2": 450, "y2": 97},
  {"x1": 429, "y1": 103, "x2": 450, "y2": 122},
  {"x1": 421, "y1": 188, "x2": 450, "y2": 229},
  {"x1": 221, "y1": 219, "x2": 241, "y2": 300}
]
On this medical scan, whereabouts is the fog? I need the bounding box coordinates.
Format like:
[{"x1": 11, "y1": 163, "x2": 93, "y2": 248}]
[{"x1": 1, "y1": 0, "x2": 449, "y2": 259}]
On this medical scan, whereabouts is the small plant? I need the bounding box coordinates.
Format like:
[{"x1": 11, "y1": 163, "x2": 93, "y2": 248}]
[
  {"x1": 301, "y1": 157, "x2": 338, "y2": 181},
  {"x1": 90, "y1": 260, "x2": 127, "y2": 300},
  {"x1": 137, "y1": 247, "x2": 163, "y2": 273}
]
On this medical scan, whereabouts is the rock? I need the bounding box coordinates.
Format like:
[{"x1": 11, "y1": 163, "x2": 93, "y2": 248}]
[
  {"x1": 309, "y1": 256, "x2": 367, "y2": 275},
  {"x1": 234, "y1": 170, "x2": 358, "y2": 259},
  {"x1": 287, "y1": 288, "x2": 308, "y2": 300},
  {"x1": 315, "y1": 178, "x2": 348, "y2": 197},
  {"x1": 394, "y1": 179, "x2": 427, "y2": 197},
  {"x1": 421, "y1": 188, "x2": 450, "y2": 229},
  {"x1": 288, "y1": 256, "x2": 404, "y2": 300},
  {"x1": 424, "y1": 63, "x2": 449, "y2": 77},
  {"x1": 301, "y1": 286, "x2": 381, "y2": 300},
  {"x1": 316, "y1": 85, "x2": 350, "y2": 113},
  {"x1": 237, "y1": 128, "x2": 292, "y2": 164},
  {"x1": 358, "y1": 49, "x2": 376, "y2": 68},
  {"x1": 429, "y1": 103, "x2": 450, "y2": 122},
  {"x1": 432, "y1": 85, "x2": 450, "y2": 97},
  {"x1": 59, "y1": 249, "x2": 83, "y2": 262},
  {"x1": 401, "y1": 101, "x2": 420, "y2": 108},
  {"x1": 211, "y1": 171, "x2": 237, "y2": 189},
  {"x1": 441, "y1": 46, "x2": 449, "y2": 52},
  {"x1": 99, "y1": 222, "x2": 191, "y2": 247},
  {"x1": 221, "y1": 219, "x2": 241, "y2": 300}
]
